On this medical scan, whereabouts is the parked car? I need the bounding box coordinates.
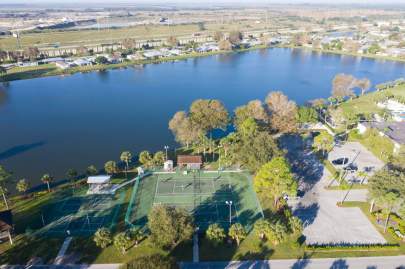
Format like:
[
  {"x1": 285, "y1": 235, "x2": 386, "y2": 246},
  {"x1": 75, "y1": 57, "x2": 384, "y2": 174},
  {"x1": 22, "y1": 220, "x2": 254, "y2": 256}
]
[
  {"x1": 332, "y1": 157, "x2": 349, "y2": 166},
  {"x1": 344, "y1": 163, "x2": 358, "y2": 172}
]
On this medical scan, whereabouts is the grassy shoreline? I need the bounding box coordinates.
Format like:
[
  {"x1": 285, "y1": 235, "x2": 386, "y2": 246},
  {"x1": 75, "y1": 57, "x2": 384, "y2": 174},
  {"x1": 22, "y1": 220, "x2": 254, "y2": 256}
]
[
  {"x1": 290, "y1": 45, "x2": 405, "y2": 63},
  {"x1": 3, "y1": 44, "x2": 405, "y2": 83},
  {"x1": 0, "y1": 45, "x2": 269, "y2": 82}
]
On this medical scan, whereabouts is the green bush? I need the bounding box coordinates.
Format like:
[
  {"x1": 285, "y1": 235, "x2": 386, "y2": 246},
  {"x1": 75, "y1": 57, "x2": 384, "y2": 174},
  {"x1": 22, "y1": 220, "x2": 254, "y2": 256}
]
[{"x1": 122, "y1": 254, "x2": 178, "y2": 269}]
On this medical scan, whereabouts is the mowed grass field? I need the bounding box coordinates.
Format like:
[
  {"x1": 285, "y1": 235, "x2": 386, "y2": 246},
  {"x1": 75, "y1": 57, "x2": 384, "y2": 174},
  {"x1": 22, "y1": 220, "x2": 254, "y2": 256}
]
[
  {"x1": 339, "y1": 84, "x2": 405, "y2": 119},
  {"x1": 0, "y1": 21, "x2": 270, "y2": 50}
]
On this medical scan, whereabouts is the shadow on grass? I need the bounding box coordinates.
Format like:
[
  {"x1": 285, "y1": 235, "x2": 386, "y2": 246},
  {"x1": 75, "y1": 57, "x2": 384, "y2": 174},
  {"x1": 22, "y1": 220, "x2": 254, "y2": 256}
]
[{"x1": 0, "y1": 236, "x2": 64, "y2": 264}]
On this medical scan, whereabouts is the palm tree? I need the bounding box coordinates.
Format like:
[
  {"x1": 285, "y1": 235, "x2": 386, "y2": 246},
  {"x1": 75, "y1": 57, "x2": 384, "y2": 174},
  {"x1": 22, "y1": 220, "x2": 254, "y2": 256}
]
[
  {"x1": 16, "y1": 179, "x2": 29, "y2": 197},
  {"x1": 104, "y1": 161, "x2": 117, "y2": 175},
  {"x1": 41, "y1": 174, "x2": 53, "y2": 192},
  {"x1": 378, "y1": 192, "x2": 400, "y2": 233},
  {"x1": 120, "y1": 151, "x2": 132, "y2": 175},
  {"x1": 86, "y1": 165, "x2": 98, "y2": 176},
  {"x1": 66, "y1": 169, "x2": 78, "y2": 188}
]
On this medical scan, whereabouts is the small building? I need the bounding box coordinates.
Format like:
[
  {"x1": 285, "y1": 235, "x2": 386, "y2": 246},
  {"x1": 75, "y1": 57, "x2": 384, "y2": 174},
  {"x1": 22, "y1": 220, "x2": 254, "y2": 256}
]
[
  {"x1": 55, "y1": 61, "x2": 74, "y2": 70},
  {"x1": 164, "y1": 160, "x2": 174, "y2": 171},
  {"x1": 0, "y1": 210, "x2": 13, "y2": 245},
  {"x1": 39, "y1": 57, "x2": 66, "y2": 64},
  {"x1": 177, "y1": 155, "x2": 202, "y2": 170},
  {"x1": 87, "y1": 175, "x2": 111, "y2": 194},
  {"x1": 73, "y1": 58, "x2": 92, "y2": 66},
  {"x1": 143, "y1": 50, "x2": 163, "y2": 59}
]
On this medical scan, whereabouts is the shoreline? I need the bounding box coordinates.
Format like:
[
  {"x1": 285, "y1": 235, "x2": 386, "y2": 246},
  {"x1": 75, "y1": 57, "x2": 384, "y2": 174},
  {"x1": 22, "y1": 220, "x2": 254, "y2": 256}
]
[
  {"x1": 3, "y1": 44, "x2": 405, "y2": 83},
  {"x1": 0, "y1": 45, "x2": 270, "y2": 82}
]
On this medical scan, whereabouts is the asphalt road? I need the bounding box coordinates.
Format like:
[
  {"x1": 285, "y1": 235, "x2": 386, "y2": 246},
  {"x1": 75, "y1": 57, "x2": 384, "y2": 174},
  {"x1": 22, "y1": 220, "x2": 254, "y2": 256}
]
[{"x1": 181, "y1": 256, "x2": 405, "y2": 269}]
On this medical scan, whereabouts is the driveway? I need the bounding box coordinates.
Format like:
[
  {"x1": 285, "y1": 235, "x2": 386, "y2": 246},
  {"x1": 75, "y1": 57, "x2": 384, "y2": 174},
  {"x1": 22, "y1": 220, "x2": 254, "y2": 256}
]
[
  {"x1": 328, "y1": 142, "x2": 385, "y2": 184},
  {"x1": 280, "y1": 135, "x2": 386, "y2": 245}
]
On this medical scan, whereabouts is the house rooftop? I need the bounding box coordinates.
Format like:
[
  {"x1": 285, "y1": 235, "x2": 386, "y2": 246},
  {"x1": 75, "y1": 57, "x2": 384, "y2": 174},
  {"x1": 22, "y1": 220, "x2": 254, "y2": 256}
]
[
  {"x1": 177, "y1": 155, "x2": 202, "y2": 164},
  {"x1": 366, "y1": 122, "x2": 405, "y2": 145}
]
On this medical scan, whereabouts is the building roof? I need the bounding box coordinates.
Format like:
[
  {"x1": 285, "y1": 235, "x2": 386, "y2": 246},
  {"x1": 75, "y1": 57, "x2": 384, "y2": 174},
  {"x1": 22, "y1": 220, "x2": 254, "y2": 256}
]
[
  {"x1": 366, "y1": 122, "x2": 405, "y2": 145},
  {"x1": 87, "y1": 175, "x2": 111, "y2": 184},
  {"x1": 177, "y1": 155, "x2": 203, "y2": 164},
  {"x1": 0, "y1": 210, "x2": 12, "y2": 231}
]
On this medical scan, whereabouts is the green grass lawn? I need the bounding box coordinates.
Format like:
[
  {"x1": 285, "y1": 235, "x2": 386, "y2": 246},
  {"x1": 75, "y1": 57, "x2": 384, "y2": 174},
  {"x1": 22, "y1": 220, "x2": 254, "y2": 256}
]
[
  {"x1": 348, "y1": 129, "x2": 394, "y2": 163},
  {"x1": 339, "y1": 84, "x2": 405, "y2": 120},
  {"x1": 0, "y1": 22, "x2": 271, "y2": 50}
]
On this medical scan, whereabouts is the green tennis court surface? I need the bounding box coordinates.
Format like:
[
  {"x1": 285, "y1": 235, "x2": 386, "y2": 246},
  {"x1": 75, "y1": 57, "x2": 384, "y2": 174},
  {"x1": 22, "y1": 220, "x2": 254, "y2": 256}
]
[
  {"x1": 39, "y1": 188, "x2": 125, "y2": 237},
  {"x1": 126, "y1": 171, "x2": 263, "y2": 230}
]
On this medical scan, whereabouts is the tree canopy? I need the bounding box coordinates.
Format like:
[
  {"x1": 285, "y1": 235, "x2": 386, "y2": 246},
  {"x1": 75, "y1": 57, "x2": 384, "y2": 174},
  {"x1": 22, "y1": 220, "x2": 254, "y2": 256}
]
[
  {"x1": 266, "y1": 91, "x2": 298, "y2": 133},
  {"x1": 296, "y1": 106, "x2": 318, "y2": 124},
  {"x1": 254, "y1": 157, "x2": 297, "y2": 208},
  {"x1": 189, "y1": 99, "x2": 229, "y2": 133},
  {"x1": 223, "y1": 118, "x2": 280, "y2": 171},
  {"x1": 368, "y1": 168, "x2": 405, "y2": 218},
  {"x1": 234, "y1": 100, "x2": 268, "y2": 128},
  {"x1": 169, "y1": 111, "x2": 202, "y2": 148},
  {"x1": 148, "y1": 205, "x2": 194, "y2": 250}
]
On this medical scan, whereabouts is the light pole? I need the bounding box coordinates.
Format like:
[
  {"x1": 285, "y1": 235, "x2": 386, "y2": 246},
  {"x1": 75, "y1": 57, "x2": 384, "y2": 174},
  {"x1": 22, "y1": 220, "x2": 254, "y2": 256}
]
[
  {"x1": 225, "y1": 201, "x2": 232, "y2": 225},
  {"x1": 217, "y1": 145, "x2": 222, "y2": 171},
  {"x1": 164, "y1": 145, "x2": 169, "y2": 160}
]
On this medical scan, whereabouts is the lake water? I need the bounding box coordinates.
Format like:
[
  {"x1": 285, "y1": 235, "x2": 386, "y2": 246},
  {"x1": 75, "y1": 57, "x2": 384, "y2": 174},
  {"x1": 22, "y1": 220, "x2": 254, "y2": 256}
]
[{"x1": 1, "y1": 48, "x2": 405, "y2": 187}]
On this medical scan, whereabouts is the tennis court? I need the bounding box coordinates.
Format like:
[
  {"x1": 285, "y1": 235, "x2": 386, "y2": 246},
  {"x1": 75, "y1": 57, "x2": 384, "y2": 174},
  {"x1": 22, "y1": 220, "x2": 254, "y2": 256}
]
[
  {"x1": 126, "y1": 171, "x2": 263, "y2": 231},
  {"x1": 39, "y1": 188, "x2": 125, "y2": 236}
]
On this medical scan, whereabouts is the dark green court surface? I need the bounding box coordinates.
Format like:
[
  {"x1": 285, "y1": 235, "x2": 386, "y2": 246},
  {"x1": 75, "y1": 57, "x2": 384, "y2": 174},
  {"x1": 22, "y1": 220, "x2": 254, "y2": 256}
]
[
  {"x1": 125, "y1": 171, "x2": 263, "y2": 231},
  {"x1": 39, "y1": 188, "x2": 125, "y2": 237}
]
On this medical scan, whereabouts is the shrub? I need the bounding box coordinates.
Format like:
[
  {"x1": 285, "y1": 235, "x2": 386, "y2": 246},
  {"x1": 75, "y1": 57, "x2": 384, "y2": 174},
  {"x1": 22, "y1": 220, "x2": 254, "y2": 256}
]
[
  {"x1": 206, "y1": 224, "x2": 226, "y2": 246},
  {"x1": 123, "y1": 254, "x2": 178, "y2": 269},
  {"x1": 93, "y1": 228, "x2": 112, "y2": 249}
]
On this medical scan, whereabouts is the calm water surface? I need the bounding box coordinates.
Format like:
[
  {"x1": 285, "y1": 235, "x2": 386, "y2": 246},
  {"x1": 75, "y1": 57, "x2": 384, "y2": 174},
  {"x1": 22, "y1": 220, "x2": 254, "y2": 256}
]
[{"x1": 1, "y1": 48, "x2": 405, "y2": 186}]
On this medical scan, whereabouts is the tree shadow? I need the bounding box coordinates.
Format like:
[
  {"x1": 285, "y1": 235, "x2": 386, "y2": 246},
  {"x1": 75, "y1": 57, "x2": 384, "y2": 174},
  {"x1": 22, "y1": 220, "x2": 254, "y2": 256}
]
[
  {"x1": 291, "y1": 253, "x2": 313, "y2": 269},
  {"x1": 279, "y1": 134, "x2": 324, "y2": 196},
  {"x1": 293, "y1": 203, "x2": 320, "y2": 227},
  {"x1": 193, "y1": 178, "x2": 261, "y2": 232},
  {"x1": 0, "y1": 141, "x2": 46, "y2": 161},
  {"x1": 329, "y1": 259, "x2": 349, "y2": 269}
]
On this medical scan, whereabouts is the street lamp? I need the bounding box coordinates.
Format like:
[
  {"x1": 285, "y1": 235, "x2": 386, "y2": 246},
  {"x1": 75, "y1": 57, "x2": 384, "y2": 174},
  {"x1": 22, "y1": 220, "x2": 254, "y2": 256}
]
[
  {"x1": 164, "y1": 145, "x2": 169, "y2": 160},
  {"x1": 225, "y1": 201, "x2": 233, "y2": 225}
]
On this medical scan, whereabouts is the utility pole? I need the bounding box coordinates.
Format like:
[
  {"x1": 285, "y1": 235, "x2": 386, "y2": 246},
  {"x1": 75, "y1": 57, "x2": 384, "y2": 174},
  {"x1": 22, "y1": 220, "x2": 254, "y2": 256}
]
[{"x1": 164, "y1": 145, "x2": 169, "y2": 160}]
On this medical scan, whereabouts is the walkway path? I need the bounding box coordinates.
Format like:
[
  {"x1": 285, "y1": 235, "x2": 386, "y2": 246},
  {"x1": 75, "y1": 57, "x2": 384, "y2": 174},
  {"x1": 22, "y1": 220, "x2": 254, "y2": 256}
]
[
  {"x1": 193, "y1": 233, "x2": 199, "y2": 262},
  {"x1": 180, "y1": 255, "x2": 405, "y2": 269},
  {"x1": 54, "y1": 237, "x2": 73, "y2": 265}
]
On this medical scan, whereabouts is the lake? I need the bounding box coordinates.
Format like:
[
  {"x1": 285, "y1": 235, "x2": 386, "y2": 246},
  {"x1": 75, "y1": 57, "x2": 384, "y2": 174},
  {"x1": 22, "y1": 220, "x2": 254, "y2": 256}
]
[{"x1": 1, "y1": 48, "x2": 405, "y2": 188}]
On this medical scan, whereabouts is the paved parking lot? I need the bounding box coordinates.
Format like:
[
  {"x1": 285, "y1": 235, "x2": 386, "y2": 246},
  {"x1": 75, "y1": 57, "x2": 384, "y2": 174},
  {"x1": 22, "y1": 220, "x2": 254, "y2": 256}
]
[
  {"x1": 328, "y1": 142, "x2": 385, "y2": 183},
  {"x1": 281, "y1": 136, "x2": 387, "y2": 245}
]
